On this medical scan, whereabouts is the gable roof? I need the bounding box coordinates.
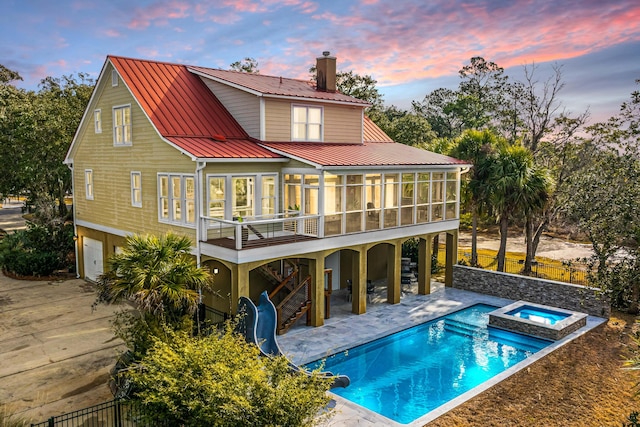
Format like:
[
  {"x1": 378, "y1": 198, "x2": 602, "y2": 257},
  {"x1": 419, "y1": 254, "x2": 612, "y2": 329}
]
[
  {"x1": 261, "y1": 141, "x2": 468, "y2": 169},
  {"x1": 363, "y1": 116, "x2": 393, "y2": 143},
  {"x1": 188, "y1": 66, "x2": 370, "y2": 106},
  {"x1": 106, "y1": 56, "x2": 282, "y2": 160}
]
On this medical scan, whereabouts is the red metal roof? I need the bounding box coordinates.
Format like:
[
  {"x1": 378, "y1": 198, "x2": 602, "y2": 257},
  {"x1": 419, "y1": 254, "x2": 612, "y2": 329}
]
[
  {"x1": 363, "y1": 116, "x2": 393, "y2": 142},
  {"x1": 109, "y1": 56, "x2": 281, "y2": 159},
  {"x1": 188, "y1": 66, "x2": 371, "y2": 106},
  {"x1": 261, "y1": 141, "x2": 469, "y2": 168},
  {"x1": 166, "y1": 136, "x2": 279, "y2": 159}
]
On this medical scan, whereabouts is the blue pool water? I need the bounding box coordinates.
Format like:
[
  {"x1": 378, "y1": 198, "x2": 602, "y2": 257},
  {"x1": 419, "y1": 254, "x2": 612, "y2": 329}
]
[
  {"x1": 506, "y1": 305, "x2": 570, "y2": 325},
  {"x1": 306, "y1": 304, "x2": 551, "y2": 424}
]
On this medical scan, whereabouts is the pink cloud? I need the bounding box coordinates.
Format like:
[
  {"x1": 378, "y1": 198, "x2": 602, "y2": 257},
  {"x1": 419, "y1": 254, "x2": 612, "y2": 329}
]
[
  {"x1": 103, "y1": 29, "x2": 121, "y2": 38},
  {"x1": 127, "y1": 0, "x2": 190, "y2": 29}
]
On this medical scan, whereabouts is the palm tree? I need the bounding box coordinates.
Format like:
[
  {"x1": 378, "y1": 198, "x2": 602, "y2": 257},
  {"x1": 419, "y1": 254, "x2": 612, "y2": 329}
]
[
  {"x1": 484, "y1": 145, "x2": 549, "y2": 272},
  {"x1": 97, "y1": 233, "x2": 211, "y2": 325},
  {"x1": 451, "y1": 129, "x2": 505, "y2": 266}
]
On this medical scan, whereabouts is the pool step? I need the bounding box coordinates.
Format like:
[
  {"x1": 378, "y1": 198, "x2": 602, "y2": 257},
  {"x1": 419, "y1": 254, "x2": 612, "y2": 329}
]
[
  {"x1": 443, "y1": 319, "x2": 485, "y2": 337},
  {"x1": 488, "y1": 327, "x2": 550, "y2": 352}
]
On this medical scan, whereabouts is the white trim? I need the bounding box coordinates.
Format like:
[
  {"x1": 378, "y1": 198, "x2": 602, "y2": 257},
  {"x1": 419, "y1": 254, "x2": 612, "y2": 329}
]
[
  {"x1": 84, "y1": 169, "x2": 94, "y2": 200},
  {"x1": 75, "y1": 219, "x2": 130, "y2": 238},
  {"x1": 157, "y1": 173, "x2": 197, "y2": 227},
  {"x1": 259, "y1": 97, "x2": 266, "y2": 140},
  {"x1": 291, "y1": 104, "x2": 323, "y2": 142},
  {"x1": 130, "y1": 171, "x2": 142, "y2": 207},
  {"x1": 112, "y1": 104, "x2": 132, "y2": 146},
  {"x1": 94, "y1": 109, "x2": 102, "y2": 134}
]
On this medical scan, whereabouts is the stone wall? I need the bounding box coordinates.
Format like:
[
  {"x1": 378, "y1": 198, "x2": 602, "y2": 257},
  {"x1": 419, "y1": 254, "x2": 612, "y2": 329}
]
[{"x1": 452, "y1": 265, "x2": 610, "y2": 318}]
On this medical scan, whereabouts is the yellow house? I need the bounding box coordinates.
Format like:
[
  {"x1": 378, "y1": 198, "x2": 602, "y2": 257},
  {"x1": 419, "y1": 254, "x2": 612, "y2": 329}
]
[{"x1": 65, "y1": 53, "x2": 469, "y2": 332}]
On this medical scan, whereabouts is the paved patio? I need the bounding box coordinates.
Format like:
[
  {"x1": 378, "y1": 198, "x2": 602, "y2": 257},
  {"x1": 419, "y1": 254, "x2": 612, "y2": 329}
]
[{"x1": 277, "y1": 280, "x2": 607, "y2": 426}]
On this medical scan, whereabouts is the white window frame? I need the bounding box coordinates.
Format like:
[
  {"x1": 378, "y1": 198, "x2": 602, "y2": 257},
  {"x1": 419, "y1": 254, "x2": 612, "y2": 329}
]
[
  {"x1": 85, "y1": 169, "x2": 94, "y2": 200},
  {"x1": 291, "y1": 104, "x2": 323, "y2": 142},
  {"x1": 131, "y1": 171, "x2": 142, "y2": 207},
  {"x1": 157, "y1": 173, "x2": 195, "y2": 227},
  {"x1": 206, "y1": 173, "x2": 278, "y2": 220},
  {"x1": 113, "y1": 104, "x2": 132, "y2": 146},
  {"x1": 112, "y1": 69, "x2": 118, "y2": 86},
  {"x1": 94, "y1": 109, "x2": 102, "y2": 134}
]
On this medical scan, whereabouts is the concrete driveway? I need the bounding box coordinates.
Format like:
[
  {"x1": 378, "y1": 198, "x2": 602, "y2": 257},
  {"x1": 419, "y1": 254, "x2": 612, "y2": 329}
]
[{"x1": 0, "y1": 273, "x2": 125, "y2": 423}]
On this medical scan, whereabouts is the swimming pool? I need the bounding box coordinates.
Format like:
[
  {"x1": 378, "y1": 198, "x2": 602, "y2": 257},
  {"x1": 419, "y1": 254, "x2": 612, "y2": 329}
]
[{"x1": 306, "y1": 304, "x2": 551, "y2": 424}]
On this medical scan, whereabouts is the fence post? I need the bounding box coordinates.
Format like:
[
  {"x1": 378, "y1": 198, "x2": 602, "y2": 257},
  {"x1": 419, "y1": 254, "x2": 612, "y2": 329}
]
[
  {"x1": 114, "y1": 399, "x2": 122, "y2": 427},
  {"x1": 48, "y1": 417, "x2": 54, "y2": 427}
]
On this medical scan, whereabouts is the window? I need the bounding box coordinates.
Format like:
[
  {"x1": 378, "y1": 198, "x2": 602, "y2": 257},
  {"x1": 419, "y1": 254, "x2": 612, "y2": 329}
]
[
  {"x1": 261, "y1": 176, "x2": 276, "y2": 217},
  {"x1": 292, "y1": 105, "x2": 322, "y2": 141},
  {"x1": 158, "y1": 174, "x2": 195, "y2": 226},
  {"x1": 207, "y1": 177, "x2": 225, "y2": 219},
  {"x1": 416, "y1": 173, "x2": 430, "y2": 223},
  {"x1": 232, "y1": 177, "x2": 254, "y2": 219},
  {"x1": 113, "y1": 105, "x2": 131, "y2": 146},
  {"x1": 94, "y1": 109, "x2": 102, "y2": 133},
  {"x1": 112, "y1": 70, "x2": 118, "y2": 86},
  {"x1": 431, "y1": 172, "x2": 445, "y2": 221},
  {"x1": 85, "y1": 169, "x2": 94, "y2": 200},
  {"x1": 445, "y1": 171, "x2": 458, "y2": 219},
  {"x1": 383, "y1": 174, "x2": 399, "y2": 228},
  {"x1": 401, "y1": 173, "x2": 415, "y2": 226},
  {"x1": 131, "y1": 172, "x2": 142, "y2": 207},
  {"x1": 365, "y1": 174, "x2": 381, "y2": 230}
]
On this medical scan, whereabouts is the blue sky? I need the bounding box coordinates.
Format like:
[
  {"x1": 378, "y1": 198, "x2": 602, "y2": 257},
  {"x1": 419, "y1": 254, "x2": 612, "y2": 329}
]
[{"x1": 2, "y1": 0, "x2": 639, "y2": 124}]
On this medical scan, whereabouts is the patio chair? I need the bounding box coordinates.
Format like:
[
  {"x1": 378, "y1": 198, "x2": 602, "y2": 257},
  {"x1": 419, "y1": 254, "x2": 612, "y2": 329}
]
[
  {"x1": 346, "y1": 279, "x2": 352, "y2": 302},
  {"x1": 366, "y1": 280, "x2": 374, "y2": 302}
]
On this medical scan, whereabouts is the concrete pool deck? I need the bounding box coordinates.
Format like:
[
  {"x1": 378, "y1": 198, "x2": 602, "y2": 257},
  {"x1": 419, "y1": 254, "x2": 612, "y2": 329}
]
[{"x1": 277, "y1": 281, "x2": 607, "y2": 426}]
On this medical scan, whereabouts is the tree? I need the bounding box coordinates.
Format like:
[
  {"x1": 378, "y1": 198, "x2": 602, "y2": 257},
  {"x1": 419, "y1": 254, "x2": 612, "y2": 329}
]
[
  {"x1": 0, "y1": 67, "x2": 94, "y2": 215},
  {"x1": 97, "y1": 233, "x2": 211, "y2": 322},
  {"x1": 127, "y1": 328, "x2": 333, "y2": 426},
  {"x1": 565, "y1": 79, "x2": 640, "y2": 311},
  {"x1": 450, "y1": 129, "x2": 504, "y2": 265},
  {"x1": 483, "y1": 144, "x2": 549, "y2": 272},
  {"x1": 229, "y1": 57, "x2": 259, "y2": 73}
]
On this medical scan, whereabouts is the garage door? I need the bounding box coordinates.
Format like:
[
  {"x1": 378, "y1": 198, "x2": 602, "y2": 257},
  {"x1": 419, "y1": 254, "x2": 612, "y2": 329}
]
[{"x1": 83, "y1": 237, "x2": 104, "y2": 282}]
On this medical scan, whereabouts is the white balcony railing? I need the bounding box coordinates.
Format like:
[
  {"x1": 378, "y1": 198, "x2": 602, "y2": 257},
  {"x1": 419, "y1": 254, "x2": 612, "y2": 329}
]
[{"x1": 201, "y1": 212, "x2": 320, "y2": 250}]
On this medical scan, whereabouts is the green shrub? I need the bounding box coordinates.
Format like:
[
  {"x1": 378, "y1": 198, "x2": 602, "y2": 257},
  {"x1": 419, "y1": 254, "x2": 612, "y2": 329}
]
[
  {"x1": 0, "y1": 222, "x2": 73, "y2": 276},
  {"x1": 127, "y1": 327, "x2": 333, "y2": 427}
]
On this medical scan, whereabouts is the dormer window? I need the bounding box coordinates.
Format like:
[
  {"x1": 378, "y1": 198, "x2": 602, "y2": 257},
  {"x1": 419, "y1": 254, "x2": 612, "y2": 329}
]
[{"x1": 292, "y1": 105, "x2": 322, "y2": 141}]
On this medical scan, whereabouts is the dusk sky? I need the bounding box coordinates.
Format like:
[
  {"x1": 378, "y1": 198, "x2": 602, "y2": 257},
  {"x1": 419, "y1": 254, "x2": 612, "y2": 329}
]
[{"x1": 2, "y1": 0, "x2": 639, "y2": 124}]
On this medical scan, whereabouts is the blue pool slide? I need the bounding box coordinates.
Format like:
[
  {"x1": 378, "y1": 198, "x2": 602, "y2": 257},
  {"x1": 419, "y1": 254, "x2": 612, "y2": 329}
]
[{"x1": 236, "y1": 291, "x2": 350, "y2": 389}]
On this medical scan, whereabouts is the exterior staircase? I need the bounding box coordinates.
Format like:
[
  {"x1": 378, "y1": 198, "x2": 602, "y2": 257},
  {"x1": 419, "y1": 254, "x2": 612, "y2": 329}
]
[{"x1": 268, "y1": 272, "x2": 312, "y2": 335}]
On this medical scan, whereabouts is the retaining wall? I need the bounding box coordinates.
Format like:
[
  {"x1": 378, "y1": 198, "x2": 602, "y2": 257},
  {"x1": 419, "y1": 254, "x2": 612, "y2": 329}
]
[{"x1": 452, "y1": 265, "x2": 610, "y2": 318}]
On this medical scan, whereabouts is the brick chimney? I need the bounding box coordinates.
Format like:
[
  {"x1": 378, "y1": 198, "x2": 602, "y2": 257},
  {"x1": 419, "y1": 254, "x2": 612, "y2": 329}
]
[{"x1": 316, "y1": 51, "x2": 336, "y2": 93}]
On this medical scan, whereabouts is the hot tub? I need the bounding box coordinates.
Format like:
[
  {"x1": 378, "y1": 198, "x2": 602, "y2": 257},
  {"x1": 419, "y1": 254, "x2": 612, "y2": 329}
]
[{"x1": 489, "y1": 301, "x2": 587, "y2": 341}]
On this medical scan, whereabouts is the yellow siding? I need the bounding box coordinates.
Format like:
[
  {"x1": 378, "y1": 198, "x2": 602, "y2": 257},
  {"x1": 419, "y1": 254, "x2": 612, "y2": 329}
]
[
  {"x1": 200, "y1": 78, "x2": 261, "y2": 138},
  {"x1": 264, "y1": 98, "x2": 363, "y2": 143},
  {"x1": 71, "y1": 62, "x2": 196, "y2": 241}
]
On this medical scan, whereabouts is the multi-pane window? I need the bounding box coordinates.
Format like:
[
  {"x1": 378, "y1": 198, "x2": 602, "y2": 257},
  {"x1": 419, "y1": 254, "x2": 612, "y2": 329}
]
[
  {"x1": 232, "y1": 177, "x2": 254, "y2": 219},
  {"x1": 261, "y1": 176, "x2": 276, "y2": 217},
  {"x1": 365, "y1": 174, "x2": 381, "y2": 230},
  {"x1": 85, "y1": 169, "x2": 94, "y2": 200},
  {"x1": 158, "y1": 174, "x2": 195, "y2": 226},
  {"x1": 383, "y1": 174, "x2": 399, "y2": 228},
  {"x1": 131, "y1": 171, "x2": 142, "y2": 207},
  {"x1": 113, "y1": 105, "x2": 131, "y2": 146},
  {"x1": 445, "y1": 171, "x2": 458, "y2": 219},
  {"x1": 323, "y1": 174, "x2": 343, "y2": 236},
  {"x1": 345, "y1": 175, "x2": 363, "y2": 233},
  {"x1": 208, "y1": 177, "x2": 225, "y2": 219},
  {"x1": 416, "y1": 173, "x2": 430, "y2": 223},
  {"x1": 431, "y1": 172, "x2": 445, "y2": 221},
  {"x1": 292, "y1": 105, "x2": 322, "y2": 141},
  {"x1": 94, "y1": 109, "x2": 102, "y2": 133},
  {"x1": 401, "y1": 173, "x2": 415, "y2": 226}
]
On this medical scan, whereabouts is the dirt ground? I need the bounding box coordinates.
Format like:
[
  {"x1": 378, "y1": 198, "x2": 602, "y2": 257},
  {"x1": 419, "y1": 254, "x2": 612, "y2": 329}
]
[{"x1": 0, "y1": 274, "x2": 124, "y2": 424}]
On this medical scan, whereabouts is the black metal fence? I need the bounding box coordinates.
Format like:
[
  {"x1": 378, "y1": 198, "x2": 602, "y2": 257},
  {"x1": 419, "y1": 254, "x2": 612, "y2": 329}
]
[
  {"x1": 30, "y1": 400, "x2": 168, "y2": 427},
  {"x1": 458, "y1": 252, "x2": 588, "y2": 285}
]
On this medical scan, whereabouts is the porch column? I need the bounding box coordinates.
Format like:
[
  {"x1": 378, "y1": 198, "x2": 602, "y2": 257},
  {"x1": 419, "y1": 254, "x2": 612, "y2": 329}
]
[
  {"x1": 418, "y1": 235, "x2": 432, "y2": 295},
  {"x1": 445, "y1": 230, "x2": 458, "y2": 287},
  {"x1": 351, "y1": 247, "x2": 367, "y2": 315},
  {"x1": 386, "y1": 240, "x2": 401, "y2": 304},
  {"x1": 231, "y1": 263, "x2": 250, "y2": 313},
  {"x1": 308, "y1": 253, "x2": 325, "y2": 327}
]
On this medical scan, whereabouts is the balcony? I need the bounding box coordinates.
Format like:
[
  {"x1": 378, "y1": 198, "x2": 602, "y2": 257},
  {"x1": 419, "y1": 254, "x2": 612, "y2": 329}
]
[{"x1": 201, "y1": 212, "x2": 319, "y2": 250}]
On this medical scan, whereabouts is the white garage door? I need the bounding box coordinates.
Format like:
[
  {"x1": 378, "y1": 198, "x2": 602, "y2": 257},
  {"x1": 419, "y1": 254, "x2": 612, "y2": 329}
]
[{"x1": 83, "y1": 237, "x2": 104, "y2": 282}]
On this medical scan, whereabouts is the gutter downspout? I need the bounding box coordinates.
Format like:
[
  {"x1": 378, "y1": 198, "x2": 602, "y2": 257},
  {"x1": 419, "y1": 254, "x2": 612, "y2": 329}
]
[{"x1": 195, "y1": 160, "x2": 206, "y2": 303}]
